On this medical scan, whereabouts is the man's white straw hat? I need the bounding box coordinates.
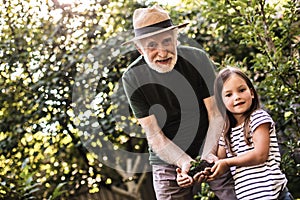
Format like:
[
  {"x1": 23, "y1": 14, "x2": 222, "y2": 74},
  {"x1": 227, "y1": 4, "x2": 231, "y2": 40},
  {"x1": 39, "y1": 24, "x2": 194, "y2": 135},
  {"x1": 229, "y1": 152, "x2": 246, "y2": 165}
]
[{"x1": 122, "y1": 5, "x2": 188, "y2": 45}]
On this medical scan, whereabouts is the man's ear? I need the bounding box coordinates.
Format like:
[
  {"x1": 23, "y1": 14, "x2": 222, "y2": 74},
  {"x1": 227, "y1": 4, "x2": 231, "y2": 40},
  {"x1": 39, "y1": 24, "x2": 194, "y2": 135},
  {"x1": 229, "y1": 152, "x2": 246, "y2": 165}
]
[{"x1": 135, "y1": 44, "x2": 143, "y2": 55}]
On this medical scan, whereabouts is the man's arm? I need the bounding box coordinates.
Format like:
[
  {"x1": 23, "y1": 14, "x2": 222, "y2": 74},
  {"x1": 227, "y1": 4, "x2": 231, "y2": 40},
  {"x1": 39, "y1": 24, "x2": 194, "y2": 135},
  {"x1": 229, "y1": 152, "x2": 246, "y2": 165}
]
[
  {"x1": 201, "y1": 96, "x2": 224, "y2": 161},
  {"x1": 138, "y1": 114, "x2": 193, "y2": 171},
  {"x1": 191, "y1": 96, "x2": 223, "y2": 184}
]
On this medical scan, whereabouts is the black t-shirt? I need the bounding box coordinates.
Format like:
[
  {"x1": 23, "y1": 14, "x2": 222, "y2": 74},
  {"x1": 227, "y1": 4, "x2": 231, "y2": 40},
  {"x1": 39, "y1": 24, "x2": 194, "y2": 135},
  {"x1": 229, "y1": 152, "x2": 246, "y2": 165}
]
[{"x1": 122, "y1": 46, "x2": 216, "y2": 165}]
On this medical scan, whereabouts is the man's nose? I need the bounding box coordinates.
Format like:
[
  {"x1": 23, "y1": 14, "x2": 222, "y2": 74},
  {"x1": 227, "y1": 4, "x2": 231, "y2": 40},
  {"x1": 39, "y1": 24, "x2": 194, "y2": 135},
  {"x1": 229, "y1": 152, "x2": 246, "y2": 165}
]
[{"x1": 157, "y1": 45, "x2": 168, "y2": 57}]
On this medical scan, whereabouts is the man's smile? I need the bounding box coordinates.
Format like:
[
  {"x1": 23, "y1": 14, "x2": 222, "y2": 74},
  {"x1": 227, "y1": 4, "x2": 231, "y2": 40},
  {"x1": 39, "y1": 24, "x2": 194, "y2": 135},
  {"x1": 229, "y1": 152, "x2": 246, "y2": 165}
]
[{"x1": 156, "y1": 57, "x2": 172, "y2": 64}]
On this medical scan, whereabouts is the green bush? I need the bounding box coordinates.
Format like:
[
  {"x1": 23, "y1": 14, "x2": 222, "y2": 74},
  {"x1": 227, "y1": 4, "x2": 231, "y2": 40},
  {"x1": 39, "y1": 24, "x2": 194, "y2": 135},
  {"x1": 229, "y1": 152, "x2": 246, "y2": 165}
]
[{"x1": 0, "y1": 0, "x2": 298, "y2": 199}]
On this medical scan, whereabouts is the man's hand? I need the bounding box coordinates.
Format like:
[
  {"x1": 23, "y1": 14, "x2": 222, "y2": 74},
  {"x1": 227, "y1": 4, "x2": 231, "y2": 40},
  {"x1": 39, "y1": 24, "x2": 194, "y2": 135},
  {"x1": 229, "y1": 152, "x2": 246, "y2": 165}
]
[
  {"x1": 189, "y1": 155, "x2": 216, "y2": 183},
  {"x1": 201, "y1": 153, "x2": 219, "y2": 163},
  {"x1": 176, "y1": 167, "x2": 194, "y2": 188}
]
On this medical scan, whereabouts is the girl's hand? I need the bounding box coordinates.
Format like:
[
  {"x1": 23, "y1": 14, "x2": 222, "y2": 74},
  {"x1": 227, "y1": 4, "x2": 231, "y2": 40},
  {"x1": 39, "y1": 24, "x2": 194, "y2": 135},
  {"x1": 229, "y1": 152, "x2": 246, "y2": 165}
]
[
  {"x1": 207, "y1": 159, "x2": 230, "y2": 181},
  {"x1": 193, "y1": 167, "x2": 211, "y2": 183},
  {"x1": 176, "y1": 167, "x2": 194, "y2": 188}
]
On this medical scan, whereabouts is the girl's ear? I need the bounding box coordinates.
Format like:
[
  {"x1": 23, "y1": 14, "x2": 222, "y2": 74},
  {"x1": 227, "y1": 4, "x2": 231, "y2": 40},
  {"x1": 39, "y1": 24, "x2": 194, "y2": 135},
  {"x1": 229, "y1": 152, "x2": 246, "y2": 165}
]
[{"x1": 251, "y1": 88, "x2": 255, "y2": 98}]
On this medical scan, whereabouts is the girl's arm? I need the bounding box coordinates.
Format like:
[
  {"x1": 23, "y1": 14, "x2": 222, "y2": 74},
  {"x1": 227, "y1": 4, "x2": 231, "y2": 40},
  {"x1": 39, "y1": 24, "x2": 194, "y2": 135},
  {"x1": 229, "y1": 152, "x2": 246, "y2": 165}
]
[
  {"x1": 208, "y1": 123, "x2": 270, "y2": 180},
  {"x1": 217, "y1": 145, "x2": 226, "y2": 159}
]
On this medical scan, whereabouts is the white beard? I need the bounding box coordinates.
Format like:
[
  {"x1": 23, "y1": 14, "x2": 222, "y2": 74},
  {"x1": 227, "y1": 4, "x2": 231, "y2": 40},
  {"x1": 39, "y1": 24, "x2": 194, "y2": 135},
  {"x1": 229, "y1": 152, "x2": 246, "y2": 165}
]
[
  {"x1": 147, "y1": 60, "x2": 176, "y2": 73},
  {"x1": 144, "y1": 54, "x2": 177, "y2": 73}
]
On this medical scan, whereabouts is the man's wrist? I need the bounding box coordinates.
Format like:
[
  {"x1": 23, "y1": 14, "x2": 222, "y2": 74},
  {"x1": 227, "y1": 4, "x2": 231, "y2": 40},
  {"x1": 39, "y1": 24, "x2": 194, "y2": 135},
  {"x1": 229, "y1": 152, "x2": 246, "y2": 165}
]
[{"x1": 176, "y1": 155, "x2": 193, "y2": 169}]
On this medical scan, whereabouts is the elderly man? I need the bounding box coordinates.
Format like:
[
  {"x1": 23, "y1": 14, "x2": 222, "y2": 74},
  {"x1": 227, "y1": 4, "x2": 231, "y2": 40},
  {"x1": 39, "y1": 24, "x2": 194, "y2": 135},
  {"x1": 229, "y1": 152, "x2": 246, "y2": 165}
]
[{"x1": 122, "y1": 5, "x2": 236, "y2": 200}]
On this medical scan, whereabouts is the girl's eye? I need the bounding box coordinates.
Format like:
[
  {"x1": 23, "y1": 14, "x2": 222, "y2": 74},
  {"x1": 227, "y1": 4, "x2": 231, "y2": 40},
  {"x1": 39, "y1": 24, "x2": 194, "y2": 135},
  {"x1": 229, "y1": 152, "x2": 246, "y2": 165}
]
[
  {"x1": 225, "y1": 93, "x2": 231, "y2": 97},
  {"x1": 240, "y1": 88, "x2": 246, "y2": 92}
]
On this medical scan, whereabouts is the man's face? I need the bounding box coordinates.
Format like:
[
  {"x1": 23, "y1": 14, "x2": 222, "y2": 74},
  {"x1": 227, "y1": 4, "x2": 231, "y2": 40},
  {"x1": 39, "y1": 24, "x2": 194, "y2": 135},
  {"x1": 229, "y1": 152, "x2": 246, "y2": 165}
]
[{"x1": 135, "y1": 29, "x2": 178, "y2": 73}]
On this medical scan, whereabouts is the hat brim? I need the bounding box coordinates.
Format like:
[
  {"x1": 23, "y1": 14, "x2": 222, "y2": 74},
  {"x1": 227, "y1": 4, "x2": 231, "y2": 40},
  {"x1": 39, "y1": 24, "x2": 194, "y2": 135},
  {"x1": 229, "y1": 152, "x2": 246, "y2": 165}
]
[{"x1": 122, "y1": 22, "x2": 189, "y2": 46}]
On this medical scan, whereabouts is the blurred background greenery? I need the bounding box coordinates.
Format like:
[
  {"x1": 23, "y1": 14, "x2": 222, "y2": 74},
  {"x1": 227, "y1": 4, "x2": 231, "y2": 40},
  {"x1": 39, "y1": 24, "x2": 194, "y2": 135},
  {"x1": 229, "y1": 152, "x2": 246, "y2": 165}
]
[{"x1": 0, "y1": 0, "x2": 299, "y2": 199}]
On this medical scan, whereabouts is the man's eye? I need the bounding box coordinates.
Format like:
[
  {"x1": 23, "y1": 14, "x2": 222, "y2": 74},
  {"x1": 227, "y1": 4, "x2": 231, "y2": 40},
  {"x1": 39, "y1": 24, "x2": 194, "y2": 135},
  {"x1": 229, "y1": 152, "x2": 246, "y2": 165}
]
[
  {"x1": 147, "y1": 42, "x2": 157, "y2": 49},
  {"x1": 162, "y1": 38, "x2": 172, "y2": 46}
]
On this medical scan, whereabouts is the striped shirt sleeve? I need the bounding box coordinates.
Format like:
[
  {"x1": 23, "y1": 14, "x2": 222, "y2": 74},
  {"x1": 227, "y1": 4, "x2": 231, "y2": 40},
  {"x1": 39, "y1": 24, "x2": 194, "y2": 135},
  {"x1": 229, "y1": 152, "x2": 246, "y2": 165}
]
[{"x1": 249, "y1": 109, "x2": 274, "y2": 135}]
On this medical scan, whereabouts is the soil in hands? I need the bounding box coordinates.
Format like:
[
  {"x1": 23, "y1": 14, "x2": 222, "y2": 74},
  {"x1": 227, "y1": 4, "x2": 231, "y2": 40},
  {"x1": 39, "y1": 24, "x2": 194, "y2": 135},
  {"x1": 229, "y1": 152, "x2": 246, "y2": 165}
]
[{"x1": 188, "y1": 156, "x2": 214, "y2": 177}]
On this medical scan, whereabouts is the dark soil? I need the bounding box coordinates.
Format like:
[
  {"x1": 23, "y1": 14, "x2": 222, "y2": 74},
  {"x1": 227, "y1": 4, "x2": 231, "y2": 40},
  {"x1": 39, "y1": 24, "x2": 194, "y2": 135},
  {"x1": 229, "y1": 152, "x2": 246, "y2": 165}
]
[{"x1": 188, "y1": 159, "x2": 214, "y2": 177}]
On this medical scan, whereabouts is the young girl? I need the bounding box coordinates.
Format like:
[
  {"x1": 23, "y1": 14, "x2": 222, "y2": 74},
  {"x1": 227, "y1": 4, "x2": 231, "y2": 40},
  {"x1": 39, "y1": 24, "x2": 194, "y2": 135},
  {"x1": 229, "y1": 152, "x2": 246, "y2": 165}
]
[{"x1": 208, "y1": 67, "x2": 293, "y2": 200}]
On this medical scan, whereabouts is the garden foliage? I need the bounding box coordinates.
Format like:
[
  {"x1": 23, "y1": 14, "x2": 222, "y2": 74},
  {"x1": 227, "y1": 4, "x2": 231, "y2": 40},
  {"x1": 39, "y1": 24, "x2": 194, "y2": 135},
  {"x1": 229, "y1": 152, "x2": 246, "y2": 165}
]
[{"x1": 0, "y1": 0, "x2": 299, "y2": 199}]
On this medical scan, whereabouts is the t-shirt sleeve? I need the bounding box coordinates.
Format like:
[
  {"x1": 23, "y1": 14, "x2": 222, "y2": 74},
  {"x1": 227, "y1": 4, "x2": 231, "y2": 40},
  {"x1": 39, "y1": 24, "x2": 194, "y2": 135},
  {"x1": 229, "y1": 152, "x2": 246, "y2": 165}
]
[
  {"x1": 197, "y1": 50, "x2": 216, "y2": 97},
  {"x1": 178, "y1": 46, "x2": 216, "y2": 98},
  {"x1": 250, "y1": 109, "x2": 275, "y2": 134},
  {"x1": 122, "y1": 71, "x2": 149, "y2": 119}
]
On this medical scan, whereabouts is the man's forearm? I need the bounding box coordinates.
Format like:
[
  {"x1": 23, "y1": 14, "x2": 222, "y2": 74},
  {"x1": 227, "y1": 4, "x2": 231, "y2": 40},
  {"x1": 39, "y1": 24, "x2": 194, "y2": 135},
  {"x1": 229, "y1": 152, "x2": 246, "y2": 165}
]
[
  {"x1": 149, "y1": 130, "x2": 193, "y2": 168},
  {"x1": 201, "y1": 114, "x2": 224, "y2": 159},
  {"x1": 201, "y1": 96, "x2": 225, "y2": 160},
  {"x1": 138, "y1": 115, "x2": 193, "y2": 168}
]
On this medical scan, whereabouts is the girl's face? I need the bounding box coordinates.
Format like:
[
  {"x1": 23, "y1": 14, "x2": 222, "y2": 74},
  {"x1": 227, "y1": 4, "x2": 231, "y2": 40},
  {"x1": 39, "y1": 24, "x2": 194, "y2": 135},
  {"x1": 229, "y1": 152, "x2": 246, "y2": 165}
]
[{"x1": 222, "y1": 74, "x2": 254, "y2": 124}]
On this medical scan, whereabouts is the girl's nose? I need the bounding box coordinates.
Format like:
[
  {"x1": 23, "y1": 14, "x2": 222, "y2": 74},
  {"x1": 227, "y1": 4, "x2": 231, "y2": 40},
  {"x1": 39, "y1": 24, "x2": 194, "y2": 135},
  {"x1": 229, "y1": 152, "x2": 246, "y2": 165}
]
[{"x1": 234, "y1": 94, "x2": 241, "y2": 100}]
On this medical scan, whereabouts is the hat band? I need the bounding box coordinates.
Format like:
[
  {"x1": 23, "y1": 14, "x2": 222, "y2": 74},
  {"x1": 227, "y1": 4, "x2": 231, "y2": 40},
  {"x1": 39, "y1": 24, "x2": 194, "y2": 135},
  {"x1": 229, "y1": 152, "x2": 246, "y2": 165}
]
[{"x1": 134, "y1": 19, "x2": 173, "y2": 37}]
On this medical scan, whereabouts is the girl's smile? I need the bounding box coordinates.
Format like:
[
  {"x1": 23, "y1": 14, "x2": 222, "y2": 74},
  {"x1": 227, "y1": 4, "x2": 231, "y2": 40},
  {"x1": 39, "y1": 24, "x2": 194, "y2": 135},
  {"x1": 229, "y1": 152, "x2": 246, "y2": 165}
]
[{"x1": 234, "y1": 101, "x2": 245, "y2": 107}]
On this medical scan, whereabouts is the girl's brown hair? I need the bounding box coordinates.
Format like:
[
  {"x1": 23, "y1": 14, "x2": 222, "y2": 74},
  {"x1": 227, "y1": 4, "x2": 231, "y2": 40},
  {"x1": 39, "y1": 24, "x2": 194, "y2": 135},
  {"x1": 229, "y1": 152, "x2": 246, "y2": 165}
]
[{"x1": 214, "y1": 67, "x2": 260, "y2": 154}]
